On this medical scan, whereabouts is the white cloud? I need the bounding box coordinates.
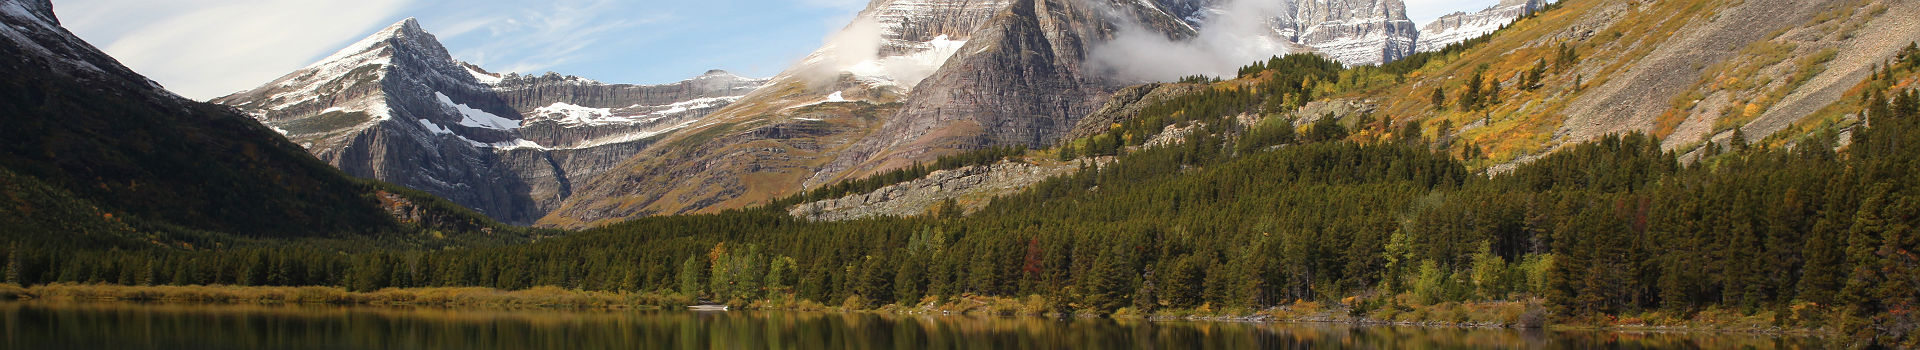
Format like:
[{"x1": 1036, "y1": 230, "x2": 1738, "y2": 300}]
[
  {"x1": 58, "y1": 0, "x2": 416, "y2": 100},
  {"x1": 1088, "y1": 0, "x2": 1295, "y2": 83},
  {"x1": 448, "y1": 0, "x2": 664, "y2": 75}
]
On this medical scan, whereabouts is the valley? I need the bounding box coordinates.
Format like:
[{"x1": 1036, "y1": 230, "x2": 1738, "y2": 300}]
[{"x1": 4, "y1": 0, "x2": 1920, "y2": 348}]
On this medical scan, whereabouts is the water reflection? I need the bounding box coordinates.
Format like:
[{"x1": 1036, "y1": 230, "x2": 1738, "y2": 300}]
[{"x1": 0, "y1": 301, "x2": 1832, "y2": 349}]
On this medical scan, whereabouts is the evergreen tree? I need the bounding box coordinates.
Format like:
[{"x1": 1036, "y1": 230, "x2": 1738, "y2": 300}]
[{"x1": 1460, "y1": 71, "x2": 1486, "y2": 111}]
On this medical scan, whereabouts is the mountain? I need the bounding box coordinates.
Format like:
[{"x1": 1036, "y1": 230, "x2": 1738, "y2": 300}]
[
  {"x1": 214, "y1": 19, "x2": 764, "y2": 225},
  {"x1": 205, "y1": 0, "x2": 1611, "y2": 228},
  {"x1": 0, "y1": 0, "x2": 511, "y2": 246},
  {"x1": 1284, "y1": 0, "x2": 1421, "y2": 66},
  {"x1": 532, "y1": 0, "x2": 1218, "y2": 227},
  {"x1": 1415, "y1": 0, "x2": 1545, "y2": 53},
  {"x1": 530, "y1": 0, "x2": 1433, "y2": 227}
]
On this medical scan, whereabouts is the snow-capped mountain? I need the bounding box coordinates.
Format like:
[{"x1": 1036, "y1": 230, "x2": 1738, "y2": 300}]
[
  {"x1": 1416, "y1": 0, "x2": 1547, "y2": 52},
  {"x1": 209, "y1": 0, "x2": 1549, "y2": 227},
  {"x1": 214, "y1": 19, "x2": 764, "y2": 225}
]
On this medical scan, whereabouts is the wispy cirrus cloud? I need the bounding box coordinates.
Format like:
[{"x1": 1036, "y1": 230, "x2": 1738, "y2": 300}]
[
  {"x1": 58, "y1": 0, "x2": 416, "y2": 100},
  {"x1": 443, "y1": 0, "x2": 669, "y2": 75}
]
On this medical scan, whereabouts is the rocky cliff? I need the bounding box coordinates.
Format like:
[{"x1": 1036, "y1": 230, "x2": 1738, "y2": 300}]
[
  {"x1": 789, "y1": 159, "x2": 1094, "y2": 221},
  {"x1": 1416, "y1": 0, "x2": 1544, "y2": 52},
  {"x1": 1283, "y1": 0, "x2": 1421, "y2": 66}
]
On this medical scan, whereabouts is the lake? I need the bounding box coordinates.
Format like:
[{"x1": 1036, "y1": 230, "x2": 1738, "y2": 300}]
[{"x1": 0, "y1": 301, "x2": 1830, "y2": 349}]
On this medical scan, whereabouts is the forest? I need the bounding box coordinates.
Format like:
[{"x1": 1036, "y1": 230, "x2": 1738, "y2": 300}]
[{"x1": 5, "y1": 41, "x2": 1920, "y2": 349}]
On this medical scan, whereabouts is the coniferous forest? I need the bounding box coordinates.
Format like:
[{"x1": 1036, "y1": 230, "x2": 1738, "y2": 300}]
[{"x1": 6, "y1": 41, "x2": 1920, "y2": 350}]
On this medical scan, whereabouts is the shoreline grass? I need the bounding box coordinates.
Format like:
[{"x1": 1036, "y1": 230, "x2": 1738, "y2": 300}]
[{"x1": 4, "y1": 283, "x2": 691, "y2": 309}]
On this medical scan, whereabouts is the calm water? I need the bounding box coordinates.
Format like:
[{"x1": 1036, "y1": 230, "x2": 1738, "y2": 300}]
[{"x1": 0, "y1": 301, "x2": 1831, "y2": 349}]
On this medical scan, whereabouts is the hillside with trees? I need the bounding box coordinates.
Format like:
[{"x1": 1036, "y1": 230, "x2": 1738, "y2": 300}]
[{"x1": 10, "y1": 44, "x2": 1920, "y2": 346}]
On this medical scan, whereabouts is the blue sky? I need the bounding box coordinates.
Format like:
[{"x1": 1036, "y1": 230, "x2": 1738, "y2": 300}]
[{"x1": 56, "y1": 0, "x2": 1497, "y2": 100}]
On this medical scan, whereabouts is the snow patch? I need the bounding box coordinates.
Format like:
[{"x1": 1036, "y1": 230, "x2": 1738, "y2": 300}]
[
  {"x1": 643, "y1": 96, "x2": 736, "y2": 119},
  {"x1": 529, "y1": 96, "x2": 739, "y2": 127},
  {"x1": 465, "y1": 65, "x2": 503, "y2": 85},
  {"x1": 434, "y1": 92, "x2": 518, "y2": 130},
  {"x1": 788, "y1": 91, "x2": 857, "y2": 110},
  {"x1": 842, "y1": 35, "x2": 967, "y2": 89},
  {"x1": 487, "y1": 139, "x2": 549, "y2": 151},
  {"x1": 418, "y1": 119, "x2": 454, "y2": 135},
  {"x1": 532, "y1": 102, "x2": 618, "y2": 125}
]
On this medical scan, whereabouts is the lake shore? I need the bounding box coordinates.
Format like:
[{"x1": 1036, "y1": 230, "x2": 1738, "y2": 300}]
[{"x1": 0, "y1": 282, "x2": 1838, "y2": 338}]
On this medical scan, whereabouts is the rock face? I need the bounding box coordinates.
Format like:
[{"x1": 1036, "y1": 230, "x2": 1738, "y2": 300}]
[
  {"x1": 804, "y1": 0, "x2": 1198, "y2": 187},
  {"x1": 1065, "y1": 82, "x2": 1207, "y2": 141},
  {"x1": 536, "y1": 0, "x2": 1207, "y2": 227},
  {"x1": 1283, "y1": 0, "x2": 1421, "y2": 66},
  {"x1": 213, "y1": 19, "x2": 763, "y2": 225},
  {"x1": 789, "y1": 160, "x2": 1089, "y2": 221},
  {"x1": 1416, "y1": 0, "x2": 1546, "y2": 52}
]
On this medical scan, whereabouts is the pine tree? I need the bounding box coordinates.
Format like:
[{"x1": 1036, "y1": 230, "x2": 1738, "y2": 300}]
[
  {"x1": 1840, "y1": 184, "x2": 1894, "y2": 306},
  {"x1": 1431, "y1": 87, "x2": 1447, "y2": 110},
  {"x1": 1526, "y1": 58, "x2": 1548, "y2": 90},
  {"x1": 1555, "y1": 43, "x2": 1579, "y2": 71},
  {"x1": 1460, "y1": 71, "x2": 1486, "y2": 111},
  {"x1": 1730, "y1": 128, "x2": 1749, "y2": 151}
]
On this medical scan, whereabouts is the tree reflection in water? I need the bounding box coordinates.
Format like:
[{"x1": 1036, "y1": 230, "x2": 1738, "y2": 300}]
[{"x1": 0, "y1": 302, "x2": 1832, "y2": 349}]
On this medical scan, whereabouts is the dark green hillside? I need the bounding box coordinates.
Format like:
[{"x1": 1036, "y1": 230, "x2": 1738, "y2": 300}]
[{"x1": 0, "y1": 6, "x2": 535, "y2": 250}]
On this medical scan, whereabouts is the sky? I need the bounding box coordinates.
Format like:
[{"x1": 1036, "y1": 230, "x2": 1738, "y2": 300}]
[{"x1": 55, "y1": 0, "x2": 1500, "y2": 101}]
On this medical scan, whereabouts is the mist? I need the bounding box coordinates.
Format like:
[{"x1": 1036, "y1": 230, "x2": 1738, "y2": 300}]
[
  {"x1": 1088, "y1": 0, "x2": 1296, "y2": 83},
  {"x1": 802, "y1": 14, "x2": 967, "y2": 90},
  {"x1": 803, "y1": 15, "x2": 883, "y2": 84}
]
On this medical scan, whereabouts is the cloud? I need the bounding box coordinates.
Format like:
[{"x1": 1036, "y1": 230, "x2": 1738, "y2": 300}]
[
  {"x1": 447, "y1": 0, "x2": 665, "y2": 75},
  {"x1": 58, "y1": 0, "x2": 415, "y2": 100},
  {"x1": 1087, "y1": 0, "x2": 1296, "y2": 83}
]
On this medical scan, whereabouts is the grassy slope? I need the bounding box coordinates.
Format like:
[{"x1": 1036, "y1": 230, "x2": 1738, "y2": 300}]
[{"x1": 1326, "y1": 0, "x2": 1909, "y2": 169}]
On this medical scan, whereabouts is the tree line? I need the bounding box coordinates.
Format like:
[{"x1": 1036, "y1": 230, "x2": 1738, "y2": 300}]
[{"x1": 6, "y1": 43, "x2": 1919, "y2": 349}]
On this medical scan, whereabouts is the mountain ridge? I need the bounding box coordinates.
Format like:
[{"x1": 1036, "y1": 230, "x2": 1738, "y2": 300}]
[{"x1": 214, "y1": 18, "x2": 766, "y2": 225}]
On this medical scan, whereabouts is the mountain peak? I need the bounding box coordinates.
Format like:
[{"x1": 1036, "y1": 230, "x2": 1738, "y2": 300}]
[
  {"x1": 384, "y1": 17, "x2": 424, "y2": 37},
  {"x1": 4, "y1": 0, "x2": 58, "y2": 25},
  {"x1": 305, "y1": 17, "x2": 445, "y2": 70},
  {"x1": 364, "y1": 17, "x2": 431, "y2": 44}
]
